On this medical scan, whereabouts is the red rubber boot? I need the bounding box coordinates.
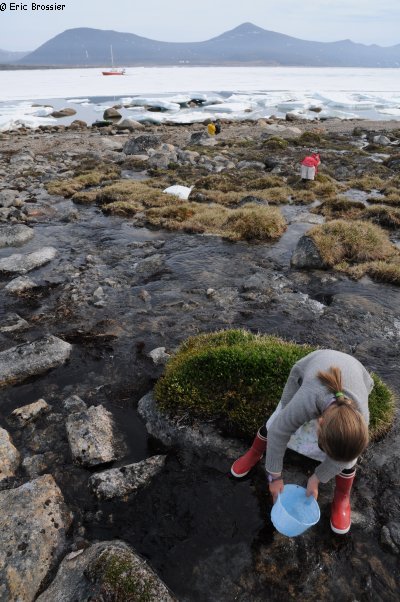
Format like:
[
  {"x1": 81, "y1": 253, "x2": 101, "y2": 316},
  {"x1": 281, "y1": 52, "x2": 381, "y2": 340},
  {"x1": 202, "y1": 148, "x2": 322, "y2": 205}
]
[
  {"x1": 231, "y1": 429, "x2": 267, "y2": 477},
  {"x1": 330, "y1": 470, "x2": 356, "y2": 534}
]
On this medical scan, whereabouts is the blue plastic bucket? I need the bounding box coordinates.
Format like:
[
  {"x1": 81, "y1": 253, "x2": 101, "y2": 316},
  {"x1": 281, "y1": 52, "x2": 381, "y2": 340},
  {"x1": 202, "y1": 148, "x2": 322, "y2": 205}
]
[{"x1": 271, "y1": 484, "x2": 320, "y2": 537}]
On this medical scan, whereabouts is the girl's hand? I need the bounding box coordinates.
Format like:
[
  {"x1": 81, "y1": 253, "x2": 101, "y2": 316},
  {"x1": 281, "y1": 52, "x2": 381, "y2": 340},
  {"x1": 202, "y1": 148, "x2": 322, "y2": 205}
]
[
  {"x1": 269, "y1": 478, "x2": 284, "y2": 503},
  {"x1": 306, "y1": 474, "x2": 320, "y2": 500}
]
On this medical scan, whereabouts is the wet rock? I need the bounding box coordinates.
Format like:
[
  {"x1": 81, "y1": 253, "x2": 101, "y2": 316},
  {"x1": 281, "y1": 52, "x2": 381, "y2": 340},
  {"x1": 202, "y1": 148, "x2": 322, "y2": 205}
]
[
  {"x1": 66, "y1": 405, "x2": 119, "y2": 467},
  {"x1": 291, "y1": 235, "x2": 327, "y2": 269},
  {"x1": 0, "y1": 427, "x2": 20, "y2": 480},
  {"x1": 135, "y1": 254, "x2": 165, "y2": 279},
  {"x1": 380, "y1": 525, "x2": 399, "y2": 554},
  {"x1": 0, "y1": 246, "x2": 57, "y2": 275},
  {"x1": 37, "y1": 540, "x2": 176, "y2": 602},
  {"x1": 22, "y1": 452, "x2": 58, "y2": 478},
  {"x1": 63, "y1": 394, "x2": 87, "y2": 413},
  {"x1": 387, "y1": 521, "x2": 400, "y2": 547},
  {"x1": 51, "y1": 108, "x2": 77, "y2": 118},
  {"x1": 5, "y1": 275, "x2": 39, "y2": 294},
  {"x1": 0, "y1": 312, "x2": 29, "y2": 333},
  {"x1": 10, "y1": 398, "x2": 51, "y2": 426},
  {"x1": 123, "y1": 134, "x2": 161, "y2": 155},
  {"x1": 0, "y1": 189, "x2": 19, "y2": 208},
  {"x1": 115, "y1": 118, "x2": 145, "y2": 131},
  {"x1": 0, "y1": 335, "x2": 72, "y2": 387},
  {"x1": 148, "y1": 346, "x2": 171, "y2": 365},
  {"x1": 89, "y1": 455, "x2": 166, "y2": 500},
  {"x1": 138, "y1": 391, "x2": 245, "y2": 460},
  {"x1": 0, "y1": 224, "x2": 33, "y2": 250},
  {"x1": 0, "y1": 474, "x2": 73, "y2": 602},
  {"x1": 103, "y1": 107, "x2": 122, "y2": 120}
]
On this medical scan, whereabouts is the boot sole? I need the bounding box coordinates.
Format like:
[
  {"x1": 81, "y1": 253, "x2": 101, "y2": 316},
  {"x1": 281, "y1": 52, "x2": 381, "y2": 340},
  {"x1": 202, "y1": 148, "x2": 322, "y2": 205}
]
[
  {"x1": 330, "y1": 520, "x2": 351, "y2": 535},
  {"x1": 230, "y1": 467, "x2": 250, "y2": 478}
]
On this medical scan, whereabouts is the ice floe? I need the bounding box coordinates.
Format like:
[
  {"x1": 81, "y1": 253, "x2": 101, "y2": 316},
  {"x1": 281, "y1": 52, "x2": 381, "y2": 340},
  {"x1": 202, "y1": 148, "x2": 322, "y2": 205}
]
[{"x1": 0, "y1": 67, "x2": 399, "y2": 131}]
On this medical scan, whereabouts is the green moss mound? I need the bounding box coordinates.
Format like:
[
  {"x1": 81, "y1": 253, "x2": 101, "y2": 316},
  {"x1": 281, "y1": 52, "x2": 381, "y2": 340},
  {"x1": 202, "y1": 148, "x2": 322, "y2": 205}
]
[{"x1": 155, "y1": 330, "x2": 395, "y2": 441}]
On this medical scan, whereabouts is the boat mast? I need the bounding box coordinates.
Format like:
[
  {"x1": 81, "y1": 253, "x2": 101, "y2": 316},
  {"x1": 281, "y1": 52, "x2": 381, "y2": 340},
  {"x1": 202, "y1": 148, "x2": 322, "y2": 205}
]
[{"x1": 110, "y1": 45, "x2": 114, "y2": 67}]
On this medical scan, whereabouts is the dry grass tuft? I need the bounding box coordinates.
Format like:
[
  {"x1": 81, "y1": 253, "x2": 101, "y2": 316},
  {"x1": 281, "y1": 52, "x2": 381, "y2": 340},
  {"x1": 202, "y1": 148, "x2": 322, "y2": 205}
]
[
  {"x1": 290, "y1": 189, "x2": 317, "y2": 204},
  {"x1": 96, "y1": 180, "x2": 171, "y2": 206},
  {"x1": 263, "y1": 136, "x2": 289, "y2": 150},
  {"x1": 71, "y1": 191, "x2": 98, "y2": 205},
  {"x1": 311, "y1": 197, "x2": 365, "y2": 219},
  {"x1": 146, "y1": 201, "x2": 286, "y2": 241},
  {"x1": 102, "y1": 201, "x2": 142, "y2": 216},
  {"x1": 361, "y1": 205, "x2": 400, "y2": 229},
  {"x1": 346, "y1": 176, "x2": 386, "y2": 191},
  {"x1": 308, "y1": 219, "x2": 397, "y2": 266}
]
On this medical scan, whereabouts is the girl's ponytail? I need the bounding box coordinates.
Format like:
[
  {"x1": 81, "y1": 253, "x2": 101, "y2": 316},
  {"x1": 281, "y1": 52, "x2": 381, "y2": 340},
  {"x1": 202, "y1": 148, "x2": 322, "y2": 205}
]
[{"x1": 317, "y1": 366, "x2": 369, "y2": 462}]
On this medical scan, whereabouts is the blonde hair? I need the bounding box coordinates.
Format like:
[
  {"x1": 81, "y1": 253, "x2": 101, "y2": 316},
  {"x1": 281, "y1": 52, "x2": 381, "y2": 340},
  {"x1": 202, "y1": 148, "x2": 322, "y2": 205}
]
[{"x1": 317, "y1": 366, "x2": 369, "y2": 462}]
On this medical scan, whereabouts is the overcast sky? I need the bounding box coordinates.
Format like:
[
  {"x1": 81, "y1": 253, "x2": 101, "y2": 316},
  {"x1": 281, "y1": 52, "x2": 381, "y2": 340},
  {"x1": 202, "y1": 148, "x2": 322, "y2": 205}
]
[{"x1": 1, "y1": 0, "x2": 399, "y2": 51}]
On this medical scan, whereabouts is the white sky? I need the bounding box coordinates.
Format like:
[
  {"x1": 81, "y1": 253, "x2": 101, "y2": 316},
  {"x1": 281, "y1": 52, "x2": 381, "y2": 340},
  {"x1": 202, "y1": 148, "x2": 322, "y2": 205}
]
[{"x1": 0, "y1": 0, "x2": 399, "y2": 51}]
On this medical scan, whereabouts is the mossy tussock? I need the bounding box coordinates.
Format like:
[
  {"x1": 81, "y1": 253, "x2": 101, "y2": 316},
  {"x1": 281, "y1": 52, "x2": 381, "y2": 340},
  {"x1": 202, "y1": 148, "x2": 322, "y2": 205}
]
[
  {"x1": 263, "y1": 136, "x2": 289, "y2": 150},
  {"x1": 361, "y1": 205, "x2": 400, "y2": 229},
  {"x1": 46, "y1": 165, "x2": 120, "y2": 197},
  {"x1": 346, "y1": 176, "x2": 386, "y2": 192},
  {"x1": 346, "y1": 257, "x2": 400, "y2": 285},
  {"x1": 146, "y1": 202, "x2": 287, "y2": 241},
  {"x1": 311, "y1": 197, "x2": 365, "y2": 219},
  {"x1": 308, "y1": 219, "x2": 398, "y2": 267},
  {"x1": 194, "y1": 172, "x2": 285, "y2": 192},
  {"x1": 306, "y1": 219, "x2": 400, "y2": 285},
  {"x1": 155, "y1": 330, "x2": 395, "y2": 440}
]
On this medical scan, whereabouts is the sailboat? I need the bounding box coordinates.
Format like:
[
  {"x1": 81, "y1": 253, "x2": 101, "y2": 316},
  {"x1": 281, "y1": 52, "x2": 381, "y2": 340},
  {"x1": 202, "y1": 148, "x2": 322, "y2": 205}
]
[{"x1": 102, "y1": 45, "x2": 126, "y2": 76}]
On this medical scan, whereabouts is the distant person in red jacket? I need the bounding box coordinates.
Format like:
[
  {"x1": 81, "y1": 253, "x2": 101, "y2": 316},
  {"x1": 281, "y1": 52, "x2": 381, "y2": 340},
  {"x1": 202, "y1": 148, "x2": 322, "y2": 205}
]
[{"x1": 301, "y1": 150, "x2": 321, "y2": 181}]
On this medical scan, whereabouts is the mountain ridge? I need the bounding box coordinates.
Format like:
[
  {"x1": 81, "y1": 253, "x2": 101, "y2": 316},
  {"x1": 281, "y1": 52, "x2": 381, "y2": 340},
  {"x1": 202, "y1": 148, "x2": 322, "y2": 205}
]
[{"x1": 11, "y1": 23, "x2": 400, "y2": 68}]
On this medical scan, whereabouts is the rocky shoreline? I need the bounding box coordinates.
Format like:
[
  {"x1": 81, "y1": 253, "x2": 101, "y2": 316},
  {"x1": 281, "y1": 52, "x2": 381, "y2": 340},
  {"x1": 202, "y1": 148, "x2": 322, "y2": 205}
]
[{"x1": 0, "y1": 117, "x2": 400, "y2": 601}]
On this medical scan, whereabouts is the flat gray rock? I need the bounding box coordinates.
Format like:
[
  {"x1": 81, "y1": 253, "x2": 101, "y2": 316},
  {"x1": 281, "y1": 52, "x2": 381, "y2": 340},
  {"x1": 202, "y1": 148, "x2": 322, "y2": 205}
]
[
  {"x1": 89, "y1": 455, "x2": 166, "y2": 500},
  {"x1": 66, "y1": 405, "x2": 118, "y2": 467},
  {"x1": 0, "y1": 427, "x2": 20, "y2": 481},
  {"x1": 0, "y1": 246, "x2": 57, "y2": 275},
  {"x1": 37, "y1": 540, "x2": 176, "y2": 602},
  {"x1": 138, "y1": 391, "x2": 245, "y2": 460},
  {"x1": 0, "y1": 312, "x2": 29, "y2": 333},
  {"x1": 0, "y1": 335, "x2": 72, "y2": 387},
  {"x1": 0, "y1": 474, "x2": 72, "y2": 602},
  {"x1": 0, "y1": 224, "x2": 34, "y2": 248},
  {"x1": 4, "y1": 275, "x2": 39, "y2": 294}
]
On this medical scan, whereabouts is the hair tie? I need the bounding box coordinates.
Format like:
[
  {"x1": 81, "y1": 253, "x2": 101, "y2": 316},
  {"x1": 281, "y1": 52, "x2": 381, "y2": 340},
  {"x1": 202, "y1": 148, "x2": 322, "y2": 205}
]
[{"x1": 335, "y1": 391, "x2": 344, "y2": 398}]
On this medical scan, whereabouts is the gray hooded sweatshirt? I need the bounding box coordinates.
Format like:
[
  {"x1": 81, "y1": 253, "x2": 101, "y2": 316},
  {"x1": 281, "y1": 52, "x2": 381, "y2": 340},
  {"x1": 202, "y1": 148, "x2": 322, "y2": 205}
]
[{"x1": 265, "y1": 349, "x2": 373, "y2": 483}]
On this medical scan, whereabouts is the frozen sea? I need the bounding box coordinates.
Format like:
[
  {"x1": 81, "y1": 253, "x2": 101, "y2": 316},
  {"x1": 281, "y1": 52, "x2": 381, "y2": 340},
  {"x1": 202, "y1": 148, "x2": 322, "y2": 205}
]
[{"x1": 0, "y1": 66, "x2": 399, "y2": 131}]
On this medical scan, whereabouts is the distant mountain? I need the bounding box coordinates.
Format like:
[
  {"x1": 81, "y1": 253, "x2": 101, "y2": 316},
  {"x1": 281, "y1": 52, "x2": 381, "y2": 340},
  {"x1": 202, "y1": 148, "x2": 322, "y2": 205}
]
[
  {"x1": 0, "y1": 49, "x2": 29, "y2": 63},
  {"x1": 15, "y1": 23, "x2": 400, "y2": 67}
]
